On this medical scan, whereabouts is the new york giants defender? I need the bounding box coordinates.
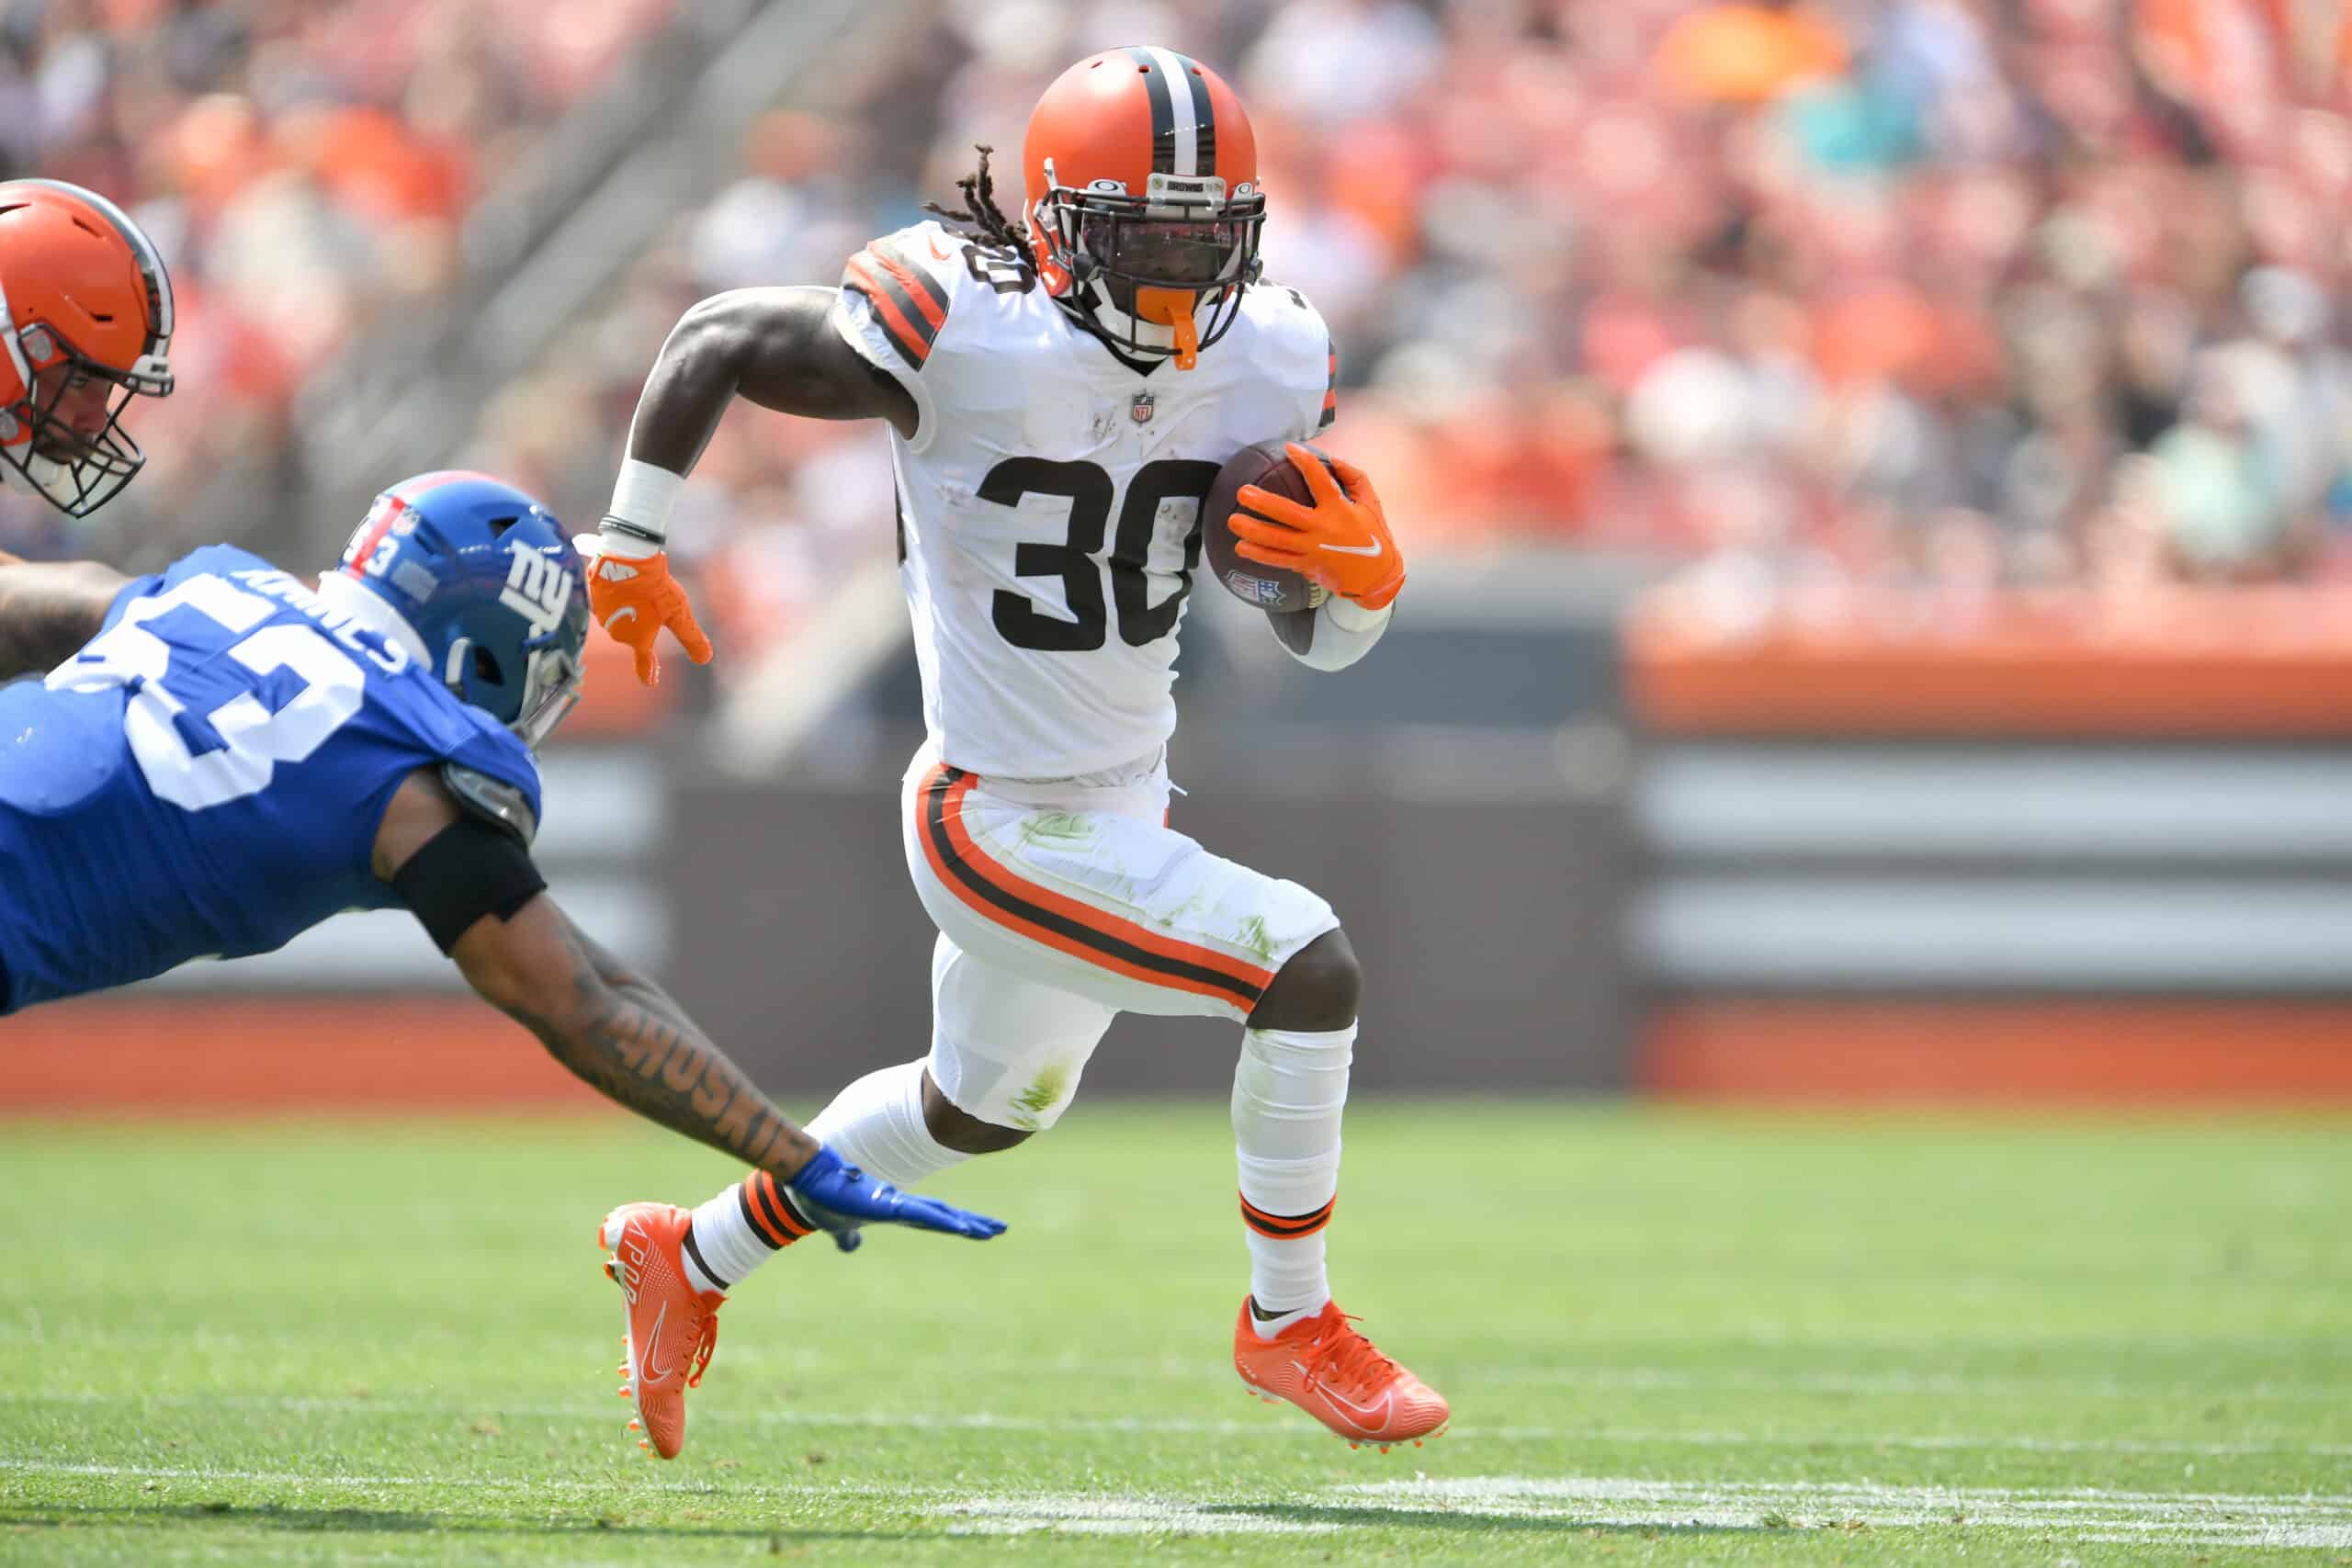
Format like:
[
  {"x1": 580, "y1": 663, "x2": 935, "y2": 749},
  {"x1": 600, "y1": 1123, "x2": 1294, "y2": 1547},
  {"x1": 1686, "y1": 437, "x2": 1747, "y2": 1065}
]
[
  {"x1": 0, "y1": 472, "x2": 1002, "y2": 1457},
  {"x1": 578, "y1": 48, "x2": 1442, "y2": 1455}
]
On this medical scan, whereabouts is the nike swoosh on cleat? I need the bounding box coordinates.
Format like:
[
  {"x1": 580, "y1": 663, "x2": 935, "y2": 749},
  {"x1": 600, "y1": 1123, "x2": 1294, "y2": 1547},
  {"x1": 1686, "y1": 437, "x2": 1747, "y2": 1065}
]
[
  {"x1": 1287, "y1": 1359, "x2": 1396, "y2": 1428},
  {"x1": 1320, "y1": 539, "x2": 1384, "y2": 558},
  {"x1": 640, "y1": 1302, "x2": 674, "y2": 1382}
]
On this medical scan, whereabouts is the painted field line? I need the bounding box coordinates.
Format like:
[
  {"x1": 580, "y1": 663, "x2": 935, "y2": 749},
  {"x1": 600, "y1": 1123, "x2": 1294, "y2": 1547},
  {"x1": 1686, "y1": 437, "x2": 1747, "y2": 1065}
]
[
  {"x1": 14, "y1": 1461, "x2": 2352, "y2": 1550},
  {"x1": 0, "y1": 1458, "x2": 920, "y2": 1502},
  {"x1": 1479, "y1": 1363, "x2": 2352, "y2": 1403},
  {"x1": 0, "y1": 1457, "x2": 917, "y2": 1495},
  {"x1": 944, "y1": 1475, "x2": 2352, "y2": 1548},
  {"x1": 6, "y1": 1392, "x2": 2350, "y2": 1458}
]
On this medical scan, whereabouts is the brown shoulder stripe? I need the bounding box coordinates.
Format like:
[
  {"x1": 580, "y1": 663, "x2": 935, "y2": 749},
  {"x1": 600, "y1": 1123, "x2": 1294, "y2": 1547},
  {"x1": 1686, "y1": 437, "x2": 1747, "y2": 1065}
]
[{"x1": 842, "y1": 243, "x2": 946, "y2": 368}]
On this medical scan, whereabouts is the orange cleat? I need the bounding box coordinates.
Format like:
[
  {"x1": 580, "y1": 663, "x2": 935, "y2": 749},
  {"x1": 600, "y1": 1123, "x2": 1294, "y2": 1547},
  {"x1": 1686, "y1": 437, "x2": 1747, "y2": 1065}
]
[
  {"x1": 1232, "y1": 1299, "x2": 1449, "y2": 1451},
  {"x1": 597, "y1": 1202, "x2": 723, "y2": 1461}
]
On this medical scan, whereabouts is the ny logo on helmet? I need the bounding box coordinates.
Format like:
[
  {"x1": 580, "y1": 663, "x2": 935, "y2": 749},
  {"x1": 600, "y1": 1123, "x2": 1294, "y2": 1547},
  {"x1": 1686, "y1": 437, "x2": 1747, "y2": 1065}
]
[{"x1": 501, "y1": 544, "x2": 575, "y2": 637}]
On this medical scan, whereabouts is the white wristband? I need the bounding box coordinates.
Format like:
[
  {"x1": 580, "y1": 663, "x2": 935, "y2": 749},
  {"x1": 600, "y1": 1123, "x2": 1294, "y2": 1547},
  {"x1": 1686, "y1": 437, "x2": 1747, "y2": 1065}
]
[{"x1": 602, "y1": 458, "x2": 685, "y2": 550}]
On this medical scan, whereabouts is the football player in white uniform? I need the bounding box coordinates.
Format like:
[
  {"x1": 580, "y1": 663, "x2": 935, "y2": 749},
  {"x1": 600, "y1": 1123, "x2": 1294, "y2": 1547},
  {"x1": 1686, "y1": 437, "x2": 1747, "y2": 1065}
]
[{"x1": 582, "y1": 47, "x2": 1444, "y2": 1457}]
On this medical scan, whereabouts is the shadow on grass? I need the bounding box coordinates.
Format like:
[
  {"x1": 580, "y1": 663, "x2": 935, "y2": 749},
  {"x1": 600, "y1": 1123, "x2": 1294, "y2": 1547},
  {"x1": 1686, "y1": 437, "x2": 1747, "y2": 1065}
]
[{"x1": 0, "y1": 1502, "x2": 924, "y2": 1546}]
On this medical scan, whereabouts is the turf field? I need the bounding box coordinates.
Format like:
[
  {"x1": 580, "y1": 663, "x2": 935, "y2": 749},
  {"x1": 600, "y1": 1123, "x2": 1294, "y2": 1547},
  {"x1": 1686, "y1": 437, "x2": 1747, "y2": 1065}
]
[{"x1": 3, "y1": 1102, "x2": 2349, "y2": 1565}]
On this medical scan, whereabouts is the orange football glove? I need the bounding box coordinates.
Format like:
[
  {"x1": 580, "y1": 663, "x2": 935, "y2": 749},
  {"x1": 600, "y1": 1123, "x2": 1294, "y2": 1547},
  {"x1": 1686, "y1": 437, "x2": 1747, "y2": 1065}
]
[
  {"x1": 580, "y1": 541, "x2": 713, "y2": 686},
  {"x1": 1230, "y1": 444, "x2": 1405, "y2": 610}
]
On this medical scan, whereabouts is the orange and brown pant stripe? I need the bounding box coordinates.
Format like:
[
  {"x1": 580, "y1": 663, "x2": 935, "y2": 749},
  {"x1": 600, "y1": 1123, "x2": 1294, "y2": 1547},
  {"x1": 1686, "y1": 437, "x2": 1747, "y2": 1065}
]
[{"x1": 1239, "y1": 1192, "x2": 1336, "y2": 1240}]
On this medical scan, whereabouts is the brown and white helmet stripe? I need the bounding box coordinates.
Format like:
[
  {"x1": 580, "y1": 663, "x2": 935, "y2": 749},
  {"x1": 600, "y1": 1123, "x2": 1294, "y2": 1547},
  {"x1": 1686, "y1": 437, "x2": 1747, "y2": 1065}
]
[{"x1": 1129, "y1": 46, "x2": 1215, "y2": 179}]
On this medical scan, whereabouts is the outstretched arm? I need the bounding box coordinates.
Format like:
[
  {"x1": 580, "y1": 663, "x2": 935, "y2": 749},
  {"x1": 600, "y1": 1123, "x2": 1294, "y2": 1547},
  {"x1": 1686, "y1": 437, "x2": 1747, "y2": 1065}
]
[
  {"x1": 0, "y1": 551, "x2": 128, "y2": 682},
  {"x1": 588, "y1": 287, "x2": 920, "y2": 685},
  {"x1": 466, "y1": 896, "x2": 826, "y2": 1177},
  {"x1": 369, "y1": 772, "x2": 1004, "y2": 1243},
  {"x1": 371, "y1": 770, "x2": 818, "y2": 1176}
]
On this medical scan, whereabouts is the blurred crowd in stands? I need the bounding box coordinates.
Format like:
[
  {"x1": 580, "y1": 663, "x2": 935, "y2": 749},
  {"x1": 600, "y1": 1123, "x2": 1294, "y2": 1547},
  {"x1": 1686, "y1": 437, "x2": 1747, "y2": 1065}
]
[
  {"x1": 0, "y1": 0, "x2": 673, "y2": 556},
  {"x1": 13, "y1": 0, "x2": 2352, "y2": 650}
]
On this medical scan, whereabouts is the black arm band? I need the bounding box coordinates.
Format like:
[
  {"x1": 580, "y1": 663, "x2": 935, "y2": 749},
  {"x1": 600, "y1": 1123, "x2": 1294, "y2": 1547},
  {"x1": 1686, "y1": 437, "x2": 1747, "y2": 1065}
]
[{"x1": 391, "y1": 817, "x2": 548, "y2": 954}]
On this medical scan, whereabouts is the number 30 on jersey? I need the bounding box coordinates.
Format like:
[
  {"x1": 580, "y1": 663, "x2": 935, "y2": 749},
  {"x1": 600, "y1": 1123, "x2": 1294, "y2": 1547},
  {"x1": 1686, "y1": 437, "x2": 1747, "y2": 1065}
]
[{"x1": 982, "y1": 457, "x2": 1221, "y2": 652}]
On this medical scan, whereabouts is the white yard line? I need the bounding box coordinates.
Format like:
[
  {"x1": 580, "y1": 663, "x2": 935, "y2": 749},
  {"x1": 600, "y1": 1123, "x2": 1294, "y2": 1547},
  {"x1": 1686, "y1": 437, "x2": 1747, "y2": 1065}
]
[
  {"x1": 0, "y1": 1459, "x2": 927, "y2": 1502},
  {"x1": 943, "y1": 1475, "x2": 2352, "y2": 1547},
  {"x1": 4, "y1": 1391, "x2": 2349, "y2": 1458},
  {"x1": 11, "y1": 1459, "x2": 2352, "y2": 1550}
]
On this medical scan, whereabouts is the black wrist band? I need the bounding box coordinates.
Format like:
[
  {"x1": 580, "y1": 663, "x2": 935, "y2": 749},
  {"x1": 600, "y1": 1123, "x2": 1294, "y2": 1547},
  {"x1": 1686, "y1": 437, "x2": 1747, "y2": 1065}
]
[{"x1": 599, "y1": 517, "x2": 667, "y2": 546}]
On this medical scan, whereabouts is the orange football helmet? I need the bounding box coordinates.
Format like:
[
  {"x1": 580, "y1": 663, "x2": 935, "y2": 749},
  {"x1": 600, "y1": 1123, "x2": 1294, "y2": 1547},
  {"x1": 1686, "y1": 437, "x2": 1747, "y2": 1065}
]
[
  {"x1": 1022, "y1": 47, "x2": 1263, "y2": 370},
  {"x1": 0, "y1": 180, "x2": 175, "y2": 518}
]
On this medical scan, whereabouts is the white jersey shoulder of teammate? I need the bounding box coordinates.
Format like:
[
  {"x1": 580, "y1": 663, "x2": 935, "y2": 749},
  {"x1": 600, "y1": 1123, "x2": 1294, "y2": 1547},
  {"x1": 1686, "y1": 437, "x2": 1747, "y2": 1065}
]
[{"x1": 832, "y1": 219, "x2": 1340, "y2": 780}]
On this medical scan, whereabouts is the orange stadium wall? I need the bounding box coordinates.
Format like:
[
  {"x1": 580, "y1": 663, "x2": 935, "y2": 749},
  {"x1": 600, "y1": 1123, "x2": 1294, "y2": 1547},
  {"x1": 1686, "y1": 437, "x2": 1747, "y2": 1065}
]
[{"x1": 1623, "y1": 584, "x2": 2352, "y2": 1106}]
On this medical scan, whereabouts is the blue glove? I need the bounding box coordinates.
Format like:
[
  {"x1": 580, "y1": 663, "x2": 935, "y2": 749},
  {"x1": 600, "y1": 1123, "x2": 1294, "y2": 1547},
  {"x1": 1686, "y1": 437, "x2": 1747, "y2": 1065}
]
[{"x1": 785, "y1": 1145, "x2": 1007, "y2": 1254}]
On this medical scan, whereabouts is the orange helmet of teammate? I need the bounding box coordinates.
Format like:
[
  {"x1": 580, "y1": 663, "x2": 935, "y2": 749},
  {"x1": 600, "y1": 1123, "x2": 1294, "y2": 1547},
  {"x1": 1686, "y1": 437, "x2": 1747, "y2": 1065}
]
[
  {"x1": 0, "y1": 180, "x2": 175, "y2": 519},
  {"x1": 1022, "y1": 47, "x2": 1263, "y2": 371}
]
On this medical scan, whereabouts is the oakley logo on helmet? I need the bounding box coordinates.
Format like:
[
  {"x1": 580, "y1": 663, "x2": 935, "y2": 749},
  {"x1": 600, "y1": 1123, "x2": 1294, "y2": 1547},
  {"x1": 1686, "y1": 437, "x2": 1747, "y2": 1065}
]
[{"x1": 501, "y1": 545, "x2": 577, "y2": 639}]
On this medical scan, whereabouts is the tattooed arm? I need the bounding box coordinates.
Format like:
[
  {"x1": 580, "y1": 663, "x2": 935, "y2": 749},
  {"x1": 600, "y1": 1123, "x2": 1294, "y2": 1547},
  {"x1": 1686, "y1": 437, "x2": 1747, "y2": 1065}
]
[
  {"x1": 458, "y1": 897, "x2": 823, "y2": 1179},
  {"x1": 0, "y1": 551, "x2": 127, "y2": 682},
  {"x1": 371, "y1": 771, "x2": 820, "y2": 1179}
]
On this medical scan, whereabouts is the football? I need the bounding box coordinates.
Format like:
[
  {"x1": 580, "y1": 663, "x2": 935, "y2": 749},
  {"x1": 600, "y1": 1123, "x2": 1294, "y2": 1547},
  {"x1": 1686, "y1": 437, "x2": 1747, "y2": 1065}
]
[{"x1": 1202, "y1": 440, "x2": 1333, "y2": 615}]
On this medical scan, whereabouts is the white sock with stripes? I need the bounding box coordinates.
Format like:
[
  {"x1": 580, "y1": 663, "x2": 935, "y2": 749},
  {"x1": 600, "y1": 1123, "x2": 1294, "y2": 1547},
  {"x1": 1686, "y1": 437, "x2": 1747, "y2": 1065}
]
[
  {"x1": 683, "y1": 1183, "x2": 770, "y2": 1294},
  {"x1": 808, "y1": 1060, "x2": 970, "y2": 1190},
  {"x1": 680, "y1": 1062, "x2": 967, "y2": 1295},
  {"x1": 1233, "y1": 1023, "x2": 1353, "y2": 1335}
]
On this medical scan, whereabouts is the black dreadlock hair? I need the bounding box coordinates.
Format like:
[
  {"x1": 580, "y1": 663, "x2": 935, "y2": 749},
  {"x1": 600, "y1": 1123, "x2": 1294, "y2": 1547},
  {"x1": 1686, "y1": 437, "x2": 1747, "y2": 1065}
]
[{"x1": 923, "y1": 145, "x2": 1036, "y2": 272}]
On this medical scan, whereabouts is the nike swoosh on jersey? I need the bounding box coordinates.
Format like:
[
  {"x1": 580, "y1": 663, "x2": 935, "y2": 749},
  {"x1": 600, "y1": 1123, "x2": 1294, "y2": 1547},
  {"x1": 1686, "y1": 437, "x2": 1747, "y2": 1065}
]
[
  {"x1": 928, "y1": 234, "x2": 953, "y2": 262},
  {"x1": 1320, "y1": 538, "x2": 1385, "y2": 558}
]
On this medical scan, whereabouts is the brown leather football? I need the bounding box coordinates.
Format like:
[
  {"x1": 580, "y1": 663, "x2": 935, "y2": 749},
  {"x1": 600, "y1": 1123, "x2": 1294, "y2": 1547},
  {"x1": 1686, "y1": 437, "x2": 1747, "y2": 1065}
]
[{"x1": 1202, "y1": 440, "x2": 1332, "y2": 615}]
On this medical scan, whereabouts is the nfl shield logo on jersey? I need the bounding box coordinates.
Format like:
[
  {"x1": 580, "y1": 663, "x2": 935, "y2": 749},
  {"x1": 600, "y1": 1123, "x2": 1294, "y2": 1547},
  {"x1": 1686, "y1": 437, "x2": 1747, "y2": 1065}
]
[{"x1": 1129, "y1": 390, "x2": 1156, "y2": 425}]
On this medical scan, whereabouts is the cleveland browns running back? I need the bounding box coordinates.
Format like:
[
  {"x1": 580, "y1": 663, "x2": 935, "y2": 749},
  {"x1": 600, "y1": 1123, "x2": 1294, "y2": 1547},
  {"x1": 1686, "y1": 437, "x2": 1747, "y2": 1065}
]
[{"x1": 580, "y1": 47, "x2": 1441, "y2": 1458}]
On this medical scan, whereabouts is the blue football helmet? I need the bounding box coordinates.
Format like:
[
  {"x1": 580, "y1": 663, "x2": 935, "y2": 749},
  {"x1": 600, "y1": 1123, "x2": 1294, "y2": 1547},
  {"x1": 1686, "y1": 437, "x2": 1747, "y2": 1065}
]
[{"x1": 334, "y1": 470, "x2": 589, "y2": 749}]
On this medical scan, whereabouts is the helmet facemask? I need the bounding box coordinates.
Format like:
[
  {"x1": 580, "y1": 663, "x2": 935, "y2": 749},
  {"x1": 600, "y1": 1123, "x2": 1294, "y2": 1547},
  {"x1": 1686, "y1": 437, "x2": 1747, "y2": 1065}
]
[
  {"x1": 435, "y1": 625, "x2": 584, "y2": 753},
  {"x1": 1038, "y1": 166, "x2": 1263, "y2": 369},
  {"x1": 511, "y1": 635, "x2": 585, "y2": 751},
  {"x1": 0, "y1": 314, "x2": 169, "y2": 520},
  {"x1": 0, "y1": 191, "x2": 175, "y2": 520}
]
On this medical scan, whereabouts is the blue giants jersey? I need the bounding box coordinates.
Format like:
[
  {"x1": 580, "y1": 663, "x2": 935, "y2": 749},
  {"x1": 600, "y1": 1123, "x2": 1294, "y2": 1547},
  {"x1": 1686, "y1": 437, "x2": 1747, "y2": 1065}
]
[{"x1": 0, "y1": 545, "x2": 542, "y2": 1013}]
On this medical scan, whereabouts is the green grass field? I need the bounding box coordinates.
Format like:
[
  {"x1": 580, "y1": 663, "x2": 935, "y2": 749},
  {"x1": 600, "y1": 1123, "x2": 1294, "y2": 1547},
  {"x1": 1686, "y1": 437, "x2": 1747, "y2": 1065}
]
[{"x1": 4, "y1": 1102, "x2": 2350, "y2": 1565}]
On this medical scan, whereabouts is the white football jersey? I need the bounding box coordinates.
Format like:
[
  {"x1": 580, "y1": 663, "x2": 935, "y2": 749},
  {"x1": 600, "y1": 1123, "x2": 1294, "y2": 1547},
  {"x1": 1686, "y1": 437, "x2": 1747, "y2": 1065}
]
[{"x1": 831, "y1": 220, "x2": 1335, "y2": 780}]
